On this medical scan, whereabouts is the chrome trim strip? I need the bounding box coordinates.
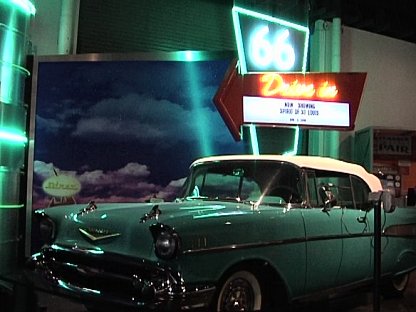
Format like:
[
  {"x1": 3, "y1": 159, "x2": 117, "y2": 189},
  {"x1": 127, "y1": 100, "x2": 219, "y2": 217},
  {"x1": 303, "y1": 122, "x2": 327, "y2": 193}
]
[
  {"x1": 183, "y1": 232, "x2": 374, "y2": 255},
  {"x1": 383, "y1": 223, "x2": 416, "y2": 238}
]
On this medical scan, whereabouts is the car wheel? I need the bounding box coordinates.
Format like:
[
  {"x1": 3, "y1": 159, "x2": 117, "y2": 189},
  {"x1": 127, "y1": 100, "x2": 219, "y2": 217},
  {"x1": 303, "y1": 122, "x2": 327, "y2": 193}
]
[
  {"x1": 382, "y1": 273, "x2": 409, "y2": 298},
  {"x1": 216, "y1": 270, "x2": 262, "y2": 312}
]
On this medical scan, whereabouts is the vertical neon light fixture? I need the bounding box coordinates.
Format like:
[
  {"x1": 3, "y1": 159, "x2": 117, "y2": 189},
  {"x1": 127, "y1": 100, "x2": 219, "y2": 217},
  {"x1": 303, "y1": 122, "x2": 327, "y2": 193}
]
[
  {"x1": 184, "y1": 52, "x2": 213, "y2": 156},
  {"x1": 249, "y1": 124, "x2": 259, "y2": 155},
  {"x1": 0, "y1": 0, "x2": 35, "y2": 274}
]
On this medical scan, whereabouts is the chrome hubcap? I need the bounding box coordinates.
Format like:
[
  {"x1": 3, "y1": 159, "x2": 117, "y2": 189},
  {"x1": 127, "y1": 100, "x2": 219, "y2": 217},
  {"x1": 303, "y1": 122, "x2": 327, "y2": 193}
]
[{"x1": 221, "y1": 277, "x2": 254, "y2": 311}]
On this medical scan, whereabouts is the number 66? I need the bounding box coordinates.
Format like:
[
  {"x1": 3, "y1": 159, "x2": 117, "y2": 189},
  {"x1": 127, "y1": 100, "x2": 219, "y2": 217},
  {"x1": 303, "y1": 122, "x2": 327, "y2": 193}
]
[{"x1": 249, "y1": 26, "x2": 295, "y2": 71}]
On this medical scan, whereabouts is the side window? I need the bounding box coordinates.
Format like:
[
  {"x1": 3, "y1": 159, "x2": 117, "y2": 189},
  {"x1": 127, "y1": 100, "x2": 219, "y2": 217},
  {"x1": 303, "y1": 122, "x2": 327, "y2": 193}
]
[
  {"x1": 306, "y1": 170, "x2": 319, "y2": 207},
  {"x1": 351, "y1": 175, "x2": 371, "y2": 210},
  {"x1": 314, "y1": 170, "x2": 354, "y2": 208}
]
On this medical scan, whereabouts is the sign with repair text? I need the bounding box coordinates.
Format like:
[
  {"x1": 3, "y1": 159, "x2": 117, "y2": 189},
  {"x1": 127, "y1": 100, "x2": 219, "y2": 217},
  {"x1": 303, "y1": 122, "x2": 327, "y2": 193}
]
[{"x1": 374, "y1": 135, "x2": 412, "y2": 156}]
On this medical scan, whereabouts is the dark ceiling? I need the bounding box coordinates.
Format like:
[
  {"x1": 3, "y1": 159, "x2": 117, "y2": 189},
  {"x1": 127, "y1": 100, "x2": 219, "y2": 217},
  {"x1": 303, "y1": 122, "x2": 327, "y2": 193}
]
[
  {"x1": 234, "y1": 0, "x2": 416, "y2": 44},
  {"x1": 311, "y1": 0, "x2": 416, "y2": 44}
]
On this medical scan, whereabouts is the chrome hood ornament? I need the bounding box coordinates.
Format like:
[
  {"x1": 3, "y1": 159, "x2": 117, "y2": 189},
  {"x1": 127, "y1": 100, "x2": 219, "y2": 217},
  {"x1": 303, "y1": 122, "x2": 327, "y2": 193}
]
[
  {"x1": 79, "y1": 227, "x2": 121, "y2": 241},
  {"x1": 77, "y1": 201, "x2": 98, "y2": 216},
  {"x1": 140, "y1": 205, "x2": 162, "y2": 223}
]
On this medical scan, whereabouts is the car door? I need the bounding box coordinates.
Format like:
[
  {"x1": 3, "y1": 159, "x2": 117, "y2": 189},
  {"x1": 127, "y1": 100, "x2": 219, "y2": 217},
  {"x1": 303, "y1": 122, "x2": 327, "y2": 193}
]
[
  {"x1": 303, "y1": 170, "x2": 374, "y2": 292},
  {"x1": 335, "y1": 175, "x2": 373, "y2": 284},
  {"x1": 302, "y1": 170, "x2": 343, "y2": 293}
]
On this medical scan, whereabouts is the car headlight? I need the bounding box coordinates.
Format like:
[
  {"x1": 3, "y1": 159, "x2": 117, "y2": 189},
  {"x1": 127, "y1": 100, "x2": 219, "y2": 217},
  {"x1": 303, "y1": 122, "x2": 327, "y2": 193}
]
[{"x1": 150, "y1": 224, "x2": 180, "y2": 260}]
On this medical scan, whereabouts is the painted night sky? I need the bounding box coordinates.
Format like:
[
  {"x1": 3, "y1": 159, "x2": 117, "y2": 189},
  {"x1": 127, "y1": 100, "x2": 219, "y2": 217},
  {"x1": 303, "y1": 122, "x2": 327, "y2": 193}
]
[{"x1": 31, "y1": 56, "x2": 245, "y2": 209}]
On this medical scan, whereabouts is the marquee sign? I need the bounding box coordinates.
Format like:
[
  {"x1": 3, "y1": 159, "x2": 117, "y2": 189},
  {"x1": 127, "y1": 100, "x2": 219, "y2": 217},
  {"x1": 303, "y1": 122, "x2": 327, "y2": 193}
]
[
  {"x1": 232, "y1": 6, "x2": 309, "y2": 74},
  {"x1": 243, "y1": 97, "x2": 350, "y2": 127},
  {"x1": 219, "y1": 7, "x2": 366, "y2": 141},
  {"x1": 213, "y1": 61, "x2": 367, "y2": 140}
]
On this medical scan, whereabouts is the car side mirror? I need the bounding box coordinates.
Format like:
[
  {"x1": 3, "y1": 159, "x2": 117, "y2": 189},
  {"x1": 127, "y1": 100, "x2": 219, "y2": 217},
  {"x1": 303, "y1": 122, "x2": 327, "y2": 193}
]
[
  {"x1": 319, "y1": 184, "x2": 337, "y2": 212},
  {"x1": 368, "y1": 190, "x2": 396, "y2": 213}
]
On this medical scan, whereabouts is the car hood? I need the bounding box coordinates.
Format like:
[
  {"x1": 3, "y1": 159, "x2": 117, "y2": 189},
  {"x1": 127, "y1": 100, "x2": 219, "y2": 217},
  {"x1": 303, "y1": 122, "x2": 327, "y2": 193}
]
[{"x1": 40, "y1": 200, "x2": 262, "y2": 260}]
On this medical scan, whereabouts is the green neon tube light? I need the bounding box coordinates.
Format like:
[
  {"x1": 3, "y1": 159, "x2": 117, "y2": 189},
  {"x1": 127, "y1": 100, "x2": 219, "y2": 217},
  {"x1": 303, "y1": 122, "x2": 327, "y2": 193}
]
[
  {"x1": 2, "y1": 0, "x2": 36, "y2": 15},
  {"x1": 171, "y1": 51, "x2": 210, "y2": 62},
  {"x1": 232, "y1": 6, "x2": 309, "y2": 74},
  {"x1": 249, "y1": 124, "x2": 259, "y2": 155},
  {"x1": 0, "y1": 60, "x2": 31, "y2": 77},
  {"x1": 233, "y1": 6, "x2": 309, "y2": 32},
  {"x1": 0, "y1": 128, "x2": 28, "y2": 144},
  {"x1": 0, "y1": 204, "x2": 24, "y2": 209},
  {"x1": 232, "y1": 9, "x2": 246, "y2": 74}
]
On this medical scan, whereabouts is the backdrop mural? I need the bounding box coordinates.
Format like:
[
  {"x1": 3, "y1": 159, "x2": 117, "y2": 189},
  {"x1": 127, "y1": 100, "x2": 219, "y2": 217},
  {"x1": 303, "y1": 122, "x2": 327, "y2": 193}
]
[{"x1": 29, "y1": 53, "x2": 246, "y2": 209}]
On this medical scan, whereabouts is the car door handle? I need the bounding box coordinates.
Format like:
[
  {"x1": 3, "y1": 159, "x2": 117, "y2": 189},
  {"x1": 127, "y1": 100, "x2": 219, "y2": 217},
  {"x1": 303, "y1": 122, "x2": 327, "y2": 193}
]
[{"x1": 357, "y1": 216, "x2": 366, "y2": 223}]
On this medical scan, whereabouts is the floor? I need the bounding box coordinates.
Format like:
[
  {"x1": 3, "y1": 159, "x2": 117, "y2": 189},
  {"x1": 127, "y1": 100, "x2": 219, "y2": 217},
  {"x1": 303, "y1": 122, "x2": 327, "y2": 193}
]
[{"x1": 33, "y1": 273, "x2": 416, "y2": 312}]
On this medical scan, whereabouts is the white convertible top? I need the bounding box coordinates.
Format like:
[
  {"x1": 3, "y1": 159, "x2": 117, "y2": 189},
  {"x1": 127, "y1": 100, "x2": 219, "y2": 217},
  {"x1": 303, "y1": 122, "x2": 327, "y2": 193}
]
[{"x1": 192, "y1": 154, "x2": 383, "y2": 192}]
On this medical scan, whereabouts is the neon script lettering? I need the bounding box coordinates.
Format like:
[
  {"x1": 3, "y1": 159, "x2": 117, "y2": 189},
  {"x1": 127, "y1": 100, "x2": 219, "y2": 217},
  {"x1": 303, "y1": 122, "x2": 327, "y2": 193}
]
[{"x1": 260, "y1": 73, "x2": 338, "y2": 99}]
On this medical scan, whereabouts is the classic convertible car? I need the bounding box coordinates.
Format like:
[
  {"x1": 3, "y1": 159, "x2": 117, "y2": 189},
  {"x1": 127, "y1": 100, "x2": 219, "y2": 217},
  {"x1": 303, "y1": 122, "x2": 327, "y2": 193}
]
[{"x1": 26, "y1": 155, "x2": 416, "y2": 311}]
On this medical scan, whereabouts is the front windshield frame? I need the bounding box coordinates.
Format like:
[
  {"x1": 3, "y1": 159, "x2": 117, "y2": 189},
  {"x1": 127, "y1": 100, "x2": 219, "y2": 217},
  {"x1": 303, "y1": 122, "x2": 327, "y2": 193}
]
[{"x1": 180, "y1": 159, "x2": 305, "y2": 207}]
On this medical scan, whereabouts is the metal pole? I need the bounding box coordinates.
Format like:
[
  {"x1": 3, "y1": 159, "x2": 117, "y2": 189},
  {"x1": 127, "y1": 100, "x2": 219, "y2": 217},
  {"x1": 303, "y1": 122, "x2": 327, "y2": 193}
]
[
  {"x1": 373, "y1": 198, "x2": 381, "y2": 311},
  {"x1": 57, "y1": 0, "x2": 80, "y2": 54},
  {"x1": 0, "y1": 0, "x2": 35, "y2": 276}
]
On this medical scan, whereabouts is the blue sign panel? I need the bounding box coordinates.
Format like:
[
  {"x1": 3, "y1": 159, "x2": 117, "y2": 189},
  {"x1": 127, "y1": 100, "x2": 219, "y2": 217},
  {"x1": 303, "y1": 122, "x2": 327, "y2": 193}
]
[{"x1": 232, "y1": 6, "x2": 309, "y2": 74}]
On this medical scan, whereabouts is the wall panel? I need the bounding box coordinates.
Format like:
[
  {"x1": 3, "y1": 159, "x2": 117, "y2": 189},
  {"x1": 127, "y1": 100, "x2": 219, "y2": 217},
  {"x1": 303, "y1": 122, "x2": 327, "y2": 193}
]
[{"x1": 77, "y1": 0, "x2": 235, "y2": 53}]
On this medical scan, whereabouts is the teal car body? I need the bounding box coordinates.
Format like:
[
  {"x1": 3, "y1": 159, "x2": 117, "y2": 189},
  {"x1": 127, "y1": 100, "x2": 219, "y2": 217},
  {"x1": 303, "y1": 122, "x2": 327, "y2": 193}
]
[{"x1": 26, "y1": 155, "x2": 416, "y2": 311}]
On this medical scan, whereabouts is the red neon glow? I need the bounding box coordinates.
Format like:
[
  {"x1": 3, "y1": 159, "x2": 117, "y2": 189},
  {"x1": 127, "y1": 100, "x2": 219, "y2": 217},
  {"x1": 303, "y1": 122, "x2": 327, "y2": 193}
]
[{"x1": 260, "y1": 73, "x2": 338, "y2": 99}]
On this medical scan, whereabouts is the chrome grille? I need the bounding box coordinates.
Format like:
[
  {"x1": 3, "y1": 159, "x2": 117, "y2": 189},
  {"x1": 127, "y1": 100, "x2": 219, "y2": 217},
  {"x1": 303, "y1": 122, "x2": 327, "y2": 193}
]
[{"x1": 37, "y1": 245, "x2": 181, "y2": 306}]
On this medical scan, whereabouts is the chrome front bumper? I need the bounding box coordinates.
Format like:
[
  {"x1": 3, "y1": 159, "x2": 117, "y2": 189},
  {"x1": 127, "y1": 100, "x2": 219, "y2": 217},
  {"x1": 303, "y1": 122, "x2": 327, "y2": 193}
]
[{"x1": 25, "y1": 245, "x2": 215, "y2": 311}]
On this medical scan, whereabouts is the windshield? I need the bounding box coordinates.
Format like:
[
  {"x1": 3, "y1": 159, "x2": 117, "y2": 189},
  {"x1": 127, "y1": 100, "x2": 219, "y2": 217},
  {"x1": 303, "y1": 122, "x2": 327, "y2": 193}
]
[{"x1": 181, "y1": 160, "x2": 304, "y2": 206}]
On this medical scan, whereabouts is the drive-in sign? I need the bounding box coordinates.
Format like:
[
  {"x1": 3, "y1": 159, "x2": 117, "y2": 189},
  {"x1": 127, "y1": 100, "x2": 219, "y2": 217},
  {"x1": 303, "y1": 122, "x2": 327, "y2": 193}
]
[
  {"x1": 213, "y1": 61, "x2": 367, "y2": 140},
  {"x1": 243, "y1": 97, "x2": 350, "y2": 127},
  {"x1": 232, "y1": 6, "x2": 309, "y2": 74}
]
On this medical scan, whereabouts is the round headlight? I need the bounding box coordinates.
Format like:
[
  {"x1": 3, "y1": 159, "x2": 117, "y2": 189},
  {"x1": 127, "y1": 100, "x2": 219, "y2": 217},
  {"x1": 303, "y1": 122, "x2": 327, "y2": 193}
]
[{"x1": 154, "y1": 231, "x2": 179, "y2": 260}]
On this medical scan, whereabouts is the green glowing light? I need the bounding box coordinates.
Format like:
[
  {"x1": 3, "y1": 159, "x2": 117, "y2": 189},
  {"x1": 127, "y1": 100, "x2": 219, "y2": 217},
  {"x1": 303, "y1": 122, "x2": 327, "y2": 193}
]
[
  {"x1": 0, "y1": 204, "x2": 24, "y2": 209},
  {"x1": 181, "y1": 50, "x2": 204, "y2": 62},
  {"x1": 232, "y1": 6, "x2": 309, "y2": 75},
  {"x1": 185, "y1": 51, "x2": 194, "y2": 61},
  {"x1": 0, "y1": 61, "x2": 31, "y2": 104},
  {"x1": 233, "y1": 6, "x2": 309, "y2": 32},
  {"x1": 249, "y1": 124, "x2": 259, "y2": 155},
  {"x1": 185, "y1": 62, "x2": 213, "y2": 156},
  {"x1": 173, "y1": 51, "x2": 209, "y2": 62},
  {"x1": 232, "y1": 8, "x2": 246, "y2": 73},
  {"x1": 283, "y1": 126, "x2": 300, "y2": 156},
  {"x1": 2, "y1": 0, "x2": 36, "y2": 15},
  {"x1": 0, "y1": 128, "x2": 28, "y2": 144},
  {"x1": 0, "y1": 4, "x2": 31, "y2": 105}
]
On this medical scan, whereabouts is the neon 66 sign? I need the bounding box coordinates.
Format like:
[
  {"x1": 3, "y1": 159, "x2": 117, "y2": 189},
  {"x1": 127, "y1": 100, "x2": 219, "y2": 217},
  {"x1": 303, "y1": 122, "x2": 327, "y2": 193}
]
[{"x1": 232, "y1": 6, "x2": 309, "y2": 74}]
